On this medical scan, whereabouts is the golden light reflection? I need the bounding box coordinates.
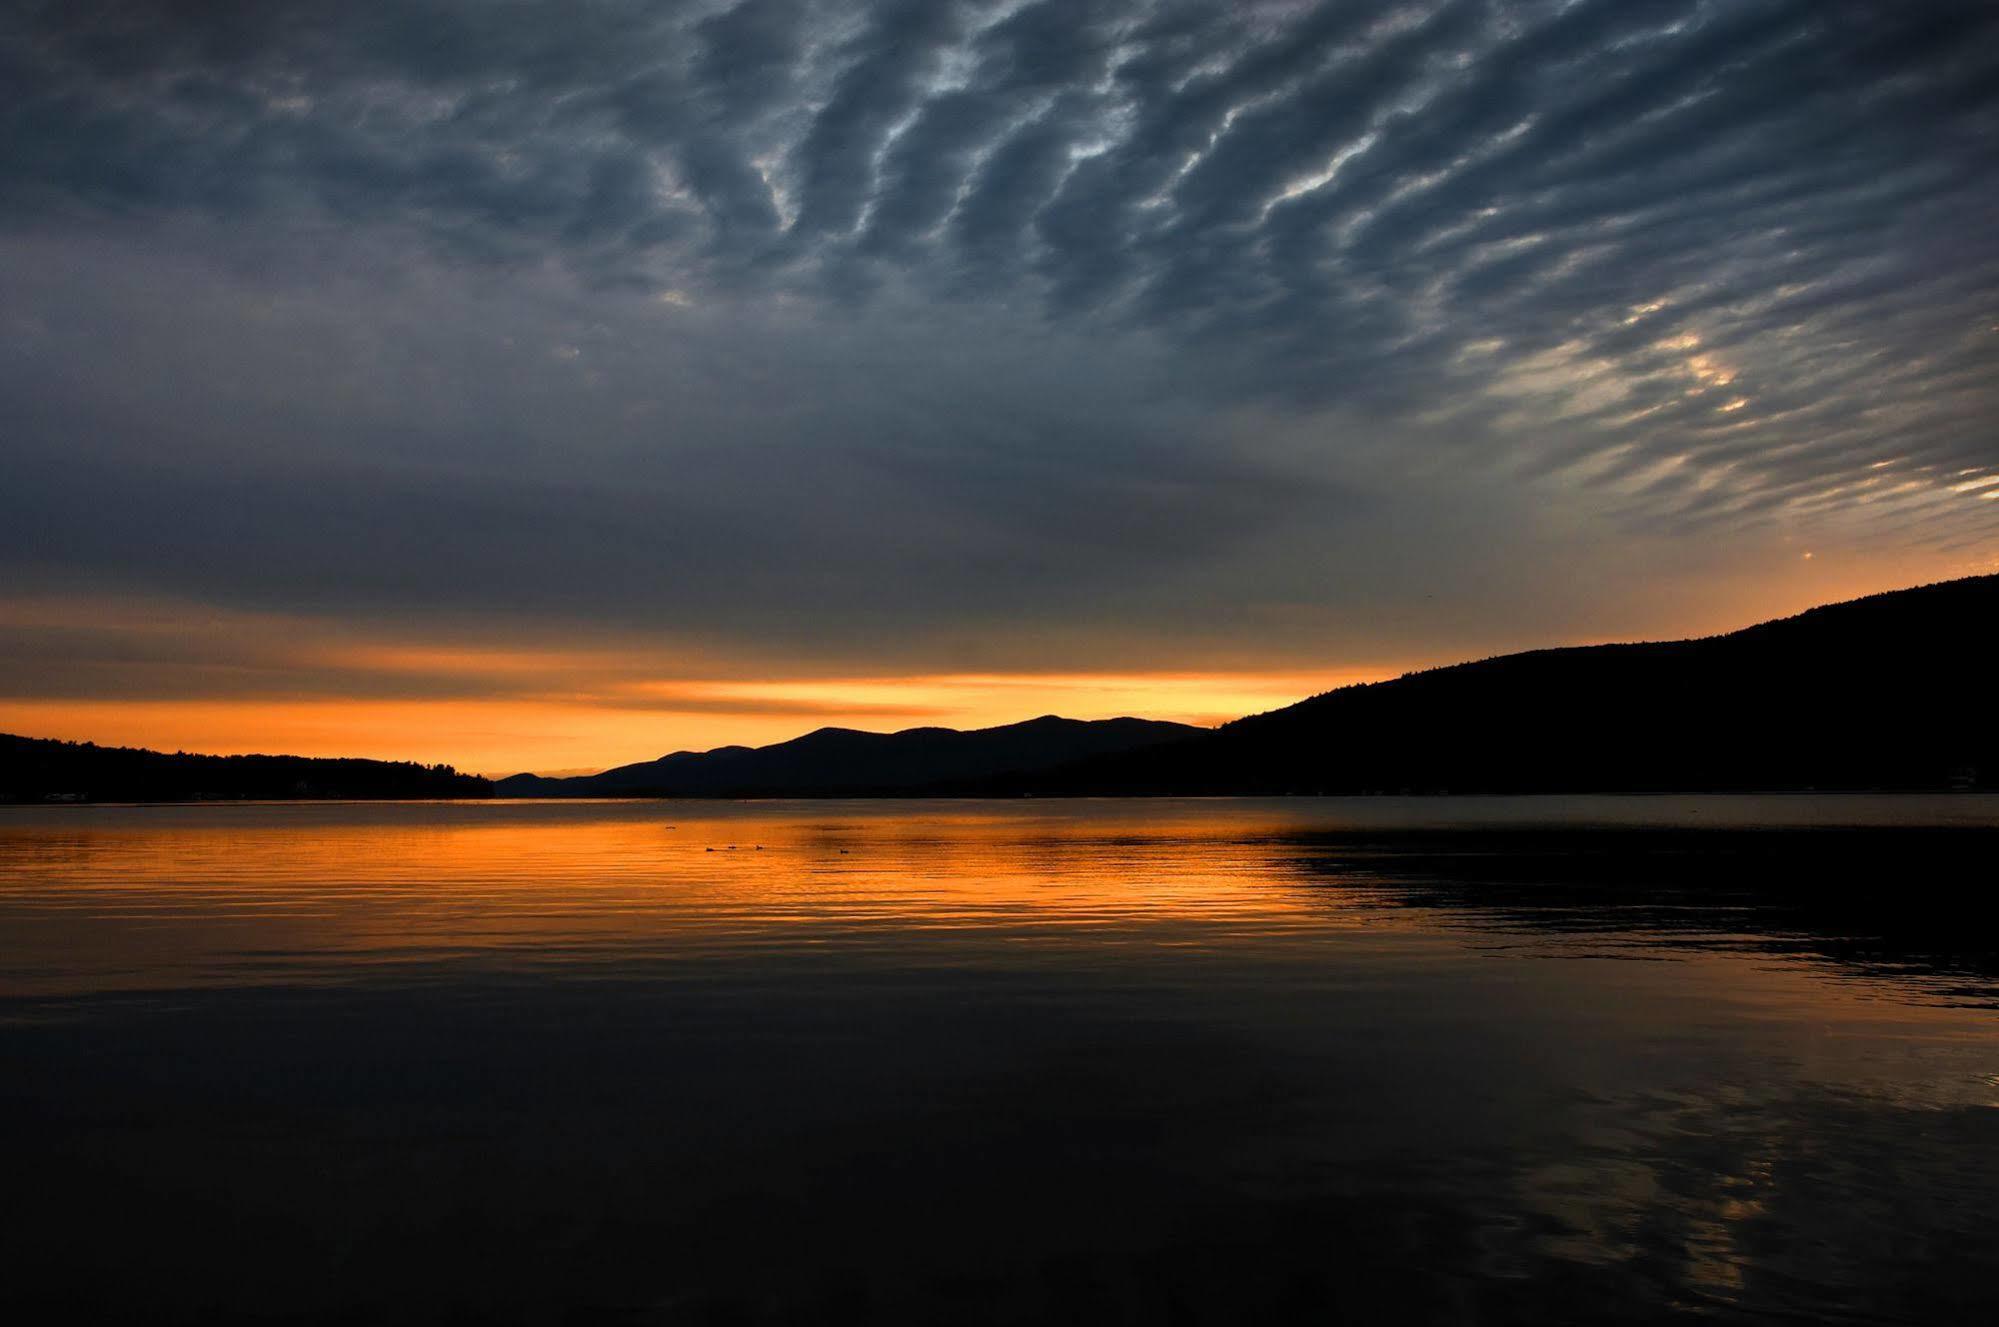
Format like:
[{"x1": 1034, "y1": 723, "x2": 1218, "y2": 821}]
[
  {"x1": 5, "y1": 802, "x2": 1996, "y2": 1059},
  {"x1": 0, "y1": 803, "x2": 1359, "y2": 999}
]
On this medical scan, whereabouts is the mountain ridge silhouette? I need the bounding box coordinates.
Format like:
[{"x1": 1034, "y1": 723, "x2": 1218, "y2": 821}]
[
  {"x1": 0, "y1": 734, "x2": 488, "y2": 803},
  {"x1": 982, "y1": 574, "x2": 1998, "y2": 795},
  {"x1": 8, "y1": 576, "x2": 1992, "y2": 802},
  {"x1": 494, "y1": 714, "x2": 1202, "y2": 798}
]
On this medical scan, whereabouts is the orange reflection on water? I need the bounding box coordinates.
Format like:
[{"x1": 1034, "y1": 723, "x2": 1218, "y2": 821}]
[
  {"x1": 4, "y1": 798, "x2": 1997, "y2": 1054},
  {"x1": 7, "y1": 799, "x2": 1996, "y2": 1325},
  {"x1": 0, "y1": 802, "x2": 1377, "y2": 1001}
]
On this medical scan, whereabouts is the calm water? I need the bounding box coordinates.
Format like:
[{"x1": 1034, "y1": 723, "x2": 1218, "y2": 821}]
[{"x1": 3, "y1": 797, "x2": 1996, "y2": 1324}]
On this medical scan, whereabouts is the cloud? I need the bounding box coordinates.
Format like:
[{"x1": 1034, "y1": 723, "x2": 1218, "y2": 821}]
[{"x1": 1, "y1": 0, "x2": 1996, "y2": 700}]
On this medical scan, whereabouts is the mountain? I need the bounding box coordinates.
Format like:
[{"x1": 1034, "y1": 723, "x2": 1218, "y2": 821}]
[
  {"x1": 495, "y1": 715, "x2": 1203, "y2": 798},
  {"x1": 997, "y1": 575, "x2": 1999, "y2": 795},
  {"x1": 15, "y1": 577, "x2": 1992, "y2": 804},
  {"x1": 0, "y1": 734, "x2": 492, "y2": 803}
]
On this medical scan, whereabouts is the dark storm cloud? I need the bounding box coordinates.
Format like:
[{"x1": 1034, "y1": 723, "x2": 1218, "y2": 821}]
[{"x1": 3, "y1": 0, "x2": 1997, "y2": 665}]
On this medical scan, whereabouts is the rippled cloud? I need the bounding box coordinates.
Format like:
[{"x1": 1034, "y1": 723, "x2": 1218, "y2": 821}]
[{"x1": 3, "y1": 0, "x2": 1996, "y2": 685}]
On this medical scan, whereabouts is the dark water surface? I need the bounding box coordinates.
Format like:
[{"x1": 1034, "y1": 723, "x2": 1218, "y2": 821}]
[{"x1": 3, "y1": 797, "x2": 1996, "y2": 1324}]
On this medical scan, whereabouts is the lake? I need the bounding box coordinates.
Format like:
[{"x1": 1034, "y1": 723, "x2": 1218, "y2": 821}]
[{"x1": 3, "y1": 797, "x2": 1996, "y2": 1324}]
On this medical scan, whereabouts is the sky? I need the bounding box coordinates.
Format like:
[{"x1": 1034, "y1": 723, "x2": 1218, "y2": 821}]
[{"x1": 3, "y1": 0, "x2": 1996, "y2": 775}]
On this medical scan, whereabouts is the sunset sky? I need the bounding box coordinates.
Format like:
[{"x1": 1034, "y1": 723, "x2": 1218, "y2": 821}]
[{"x1": 4, "y1": 0, "x2": 1996, "y2": 775}]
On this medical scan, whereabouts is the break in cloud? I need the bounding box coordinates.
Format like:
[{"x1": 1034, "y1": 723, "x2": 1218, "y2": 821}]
[{"x1": 2, "y1": 0, "x2": 1997, "y2": 756}]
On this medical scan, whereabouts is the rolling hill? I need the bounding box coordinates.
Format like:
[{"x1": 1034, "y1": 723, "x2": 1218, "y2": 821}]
[
  {"x1": 0, "y1": 734, "x2": 491, "y2": 803},
  {"x1": 495, "y1": 715, "x2": 1202, "y2": 798},
  {"x1": 1000, "y1": 575, "x2": 1998, "y2": 795},
  {"x1": 15, "y1": 577, "x2": 1991, "y2": 803}
]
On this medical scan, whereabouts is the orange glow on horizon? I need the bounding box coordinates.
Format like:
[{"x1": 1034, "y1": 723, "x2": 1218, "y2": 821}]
[
  {"x1": 0, "y1": 668, "x2": 1390, "y2": 777},
  {"x1": 4, "y1": 552, "x2": 1992, "y2": 776}
]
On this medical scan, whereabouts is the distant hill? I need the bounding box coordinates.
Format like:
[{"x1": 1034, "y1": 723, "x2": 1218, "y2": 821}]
[
  {"x1": 15, "y1": 577, "x2": 1993, "y2": 804},
  {"x1": 496, "y1": 715, "x2": 1203, "y2": 798},
  {"x1": 998, "y1": 575, "x2": 1999, "y2": 795},
  {"x1": 0, "y1": 734, "x2": 491, "y2": 803}
]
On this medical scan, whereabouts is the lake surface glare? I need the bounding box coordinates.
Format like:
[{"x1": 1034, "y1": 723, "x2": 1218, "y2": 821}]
[{"x1": 3, "y1": 796, "x2": 1996, "y2": 1324}]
